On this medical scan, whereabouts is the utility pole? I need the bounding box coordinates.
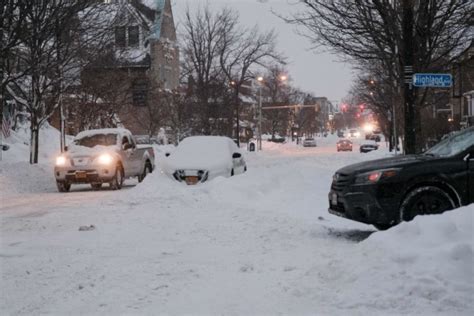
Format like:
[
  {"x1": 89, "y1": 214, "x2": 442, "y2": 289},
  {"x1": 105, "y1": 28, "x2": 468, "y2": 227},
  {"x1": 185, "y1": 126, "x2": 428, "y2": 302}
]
[
  {"x1": 258, "y1": 82, "x2": 262, "y2": 150},
  {"x1": 402, "y1": 0, "x2": 415, "y2": 154}
]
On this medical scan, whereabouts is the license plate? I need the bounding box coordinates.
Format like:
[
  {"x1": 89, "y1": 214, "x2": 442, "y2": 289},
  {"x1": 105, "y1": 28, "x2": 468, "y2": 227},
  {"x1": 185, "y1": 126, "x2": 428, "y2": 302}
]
[
  {"x1": 331, "y1": 193, "x2": 338, "y2": 205},
  {"x1": 185, "y1": 176, "x2": 199, "y2": 185},
  {"x1": 76, "y1": 171, "x2": 87, "y2": 179}
]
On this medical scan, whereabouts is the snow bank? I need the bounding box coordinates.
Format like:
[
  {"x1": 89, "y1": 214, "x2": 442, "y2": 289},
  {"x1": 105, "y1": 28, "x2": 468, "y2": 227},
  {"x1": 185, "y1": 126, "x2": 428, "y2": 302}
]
[
  {"x1": 338, "y1": 205, "x2": 474, "y2": 313},
  {"x1": 0, "y1": 124, "x2": 63, "y2": 196}
]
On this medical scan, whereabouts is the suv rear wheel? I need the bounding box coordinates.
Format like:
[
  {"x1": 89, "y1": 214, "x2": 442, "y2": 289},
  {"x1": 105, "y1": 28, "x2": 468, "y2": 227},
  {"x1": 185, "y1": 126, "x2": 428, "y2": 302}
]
[{"x1": 400, "y1": 186, "x2": 455, "y2": 221}]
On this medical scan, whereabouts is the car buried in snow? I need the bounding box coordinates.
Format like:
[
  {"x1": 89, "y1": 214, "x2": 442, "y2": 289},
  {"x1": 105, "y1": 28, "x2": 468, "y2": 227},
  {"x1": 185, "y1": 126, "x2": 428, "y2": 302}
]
[
  {"x1": 329, "y1": 127, "x2": 474, "y2": 230},
  {"x1": 163, "y1": 136, "x2": 247, "y2": 185},
  {"x1": 54, "y1": 128, "x2": 155, "y2": 192}
]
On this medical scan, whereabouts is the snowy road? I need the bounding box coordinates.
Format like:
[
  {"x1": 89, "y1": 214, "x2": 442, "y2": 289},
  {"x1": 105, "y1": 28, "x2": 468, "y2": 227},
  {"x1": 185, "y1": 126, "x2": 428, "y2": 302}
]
[{"x1": 1, "y1": 138, "x2": 473, "y2": 315}]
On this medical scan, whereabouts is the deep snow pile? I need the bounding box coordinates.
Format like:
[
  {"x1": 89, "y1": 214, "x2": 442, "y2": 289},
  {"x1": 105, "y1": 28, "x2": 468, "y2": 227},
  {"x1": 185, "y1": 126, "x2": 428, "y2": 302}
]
[
  {"x1": 357, "y1": 205, "x2": 474, "y2": 311},
  {"x1": 0, "y1": 124, "x2": 62, "y2": 196},
  {"x1": 1, "y1": 133, "x2": 473, "y2": 315}
]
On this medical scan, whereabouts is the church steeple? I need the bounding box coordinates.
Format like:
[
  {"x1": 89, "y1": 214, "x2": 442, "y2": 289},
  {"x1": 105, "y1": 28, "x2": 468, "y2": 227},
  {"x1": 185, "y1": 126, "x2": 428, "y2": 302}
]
[{"x1": 149, "y1": 0, "x2": 176, "y2": 42}]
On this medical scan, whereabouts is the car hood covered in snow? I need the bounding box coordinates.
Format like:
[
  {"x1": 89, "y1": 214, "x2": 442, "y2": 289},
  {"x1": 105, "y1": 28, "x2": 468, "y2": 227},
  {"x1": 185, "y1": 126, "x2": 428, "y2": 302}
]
[{"x1": 163, "y1": 136, "x2": 236, "y2": 173}]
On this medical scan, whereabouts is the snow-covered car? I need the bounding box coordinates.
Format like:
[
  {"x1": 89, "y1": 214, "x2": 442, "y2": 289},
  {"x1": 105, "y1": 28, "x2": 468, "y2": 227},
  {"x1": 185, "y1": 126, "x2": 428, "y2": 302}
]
[
  {"x1": 337, "y1": 139, "x2": 353, "y2": 152},
  {"x1": 360, "y1": 142, "x2": 379, "y2": 153},
  {"x1": 163, "y1": 136, "x2": 247, "y2": 185},
  {"x1": 303, "y1": 138, "x2": 317, "y2": 147},
  {"x1": 54, "y1": 128, "x2": 155, "y2": 192}
]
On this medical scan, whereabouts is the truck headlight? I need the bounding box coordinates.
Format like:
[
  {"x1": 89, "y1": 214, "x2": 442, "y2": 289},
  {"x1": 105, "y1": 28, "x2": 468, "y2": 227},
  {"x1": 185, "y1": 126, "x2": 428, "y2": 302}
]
[
  {"x1": 97, "y1": 154, "x2": 114, "y2": 165},
  {"x1": 56, "y1": 156, "x2": 68, "y2": 166},
  {"x1": 354, "y1": 168, "x2": 401, "y2": 185}
]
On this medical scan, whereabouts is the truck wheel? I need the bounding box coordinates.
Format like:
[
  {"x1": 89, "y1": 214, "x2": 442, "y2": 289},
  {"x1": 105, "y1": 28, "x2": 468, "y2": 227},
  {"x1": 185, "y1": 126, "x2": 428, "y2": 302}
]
[
  {"x1": 57, "y1": 181, "x2": 71, "y2": 193},
  {"x1": 138, "y1": 163, "x2": 151, "y2": 183},
  {"x1": 91, "y1": 183, "x2": 102, "y2": 190},
  {"x1": 110, "y1": 165, "x2": 124, "y2": 190},
  {"x1": 400, "y1": 186, "x2": 455, "y2": 221}
]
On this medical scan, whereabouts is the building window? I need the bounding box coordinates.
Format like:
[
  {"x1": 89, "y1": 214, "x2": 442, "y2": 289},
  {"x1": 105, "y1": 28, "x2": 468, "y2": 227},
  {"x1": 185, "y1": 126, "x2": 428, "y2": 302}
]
[
  {"x1": 115, "y1": 26, "x2": 126, "y2": 47},
  {"x1": 128, "y1": 26, "x2": 139, "y2": 47},
  {"x1": 132, "y1": 80, "x2": 148, "y2": 107}
]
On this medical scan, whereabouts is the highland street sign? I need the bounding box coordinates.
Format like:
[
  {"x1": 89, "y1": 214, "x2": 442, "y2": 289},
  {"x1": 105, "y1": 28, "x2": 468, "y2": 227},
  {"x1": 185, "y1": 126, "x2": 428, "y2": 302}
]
[{"x1": 413, "y1": 73, "x2": 452, "y2": 88}]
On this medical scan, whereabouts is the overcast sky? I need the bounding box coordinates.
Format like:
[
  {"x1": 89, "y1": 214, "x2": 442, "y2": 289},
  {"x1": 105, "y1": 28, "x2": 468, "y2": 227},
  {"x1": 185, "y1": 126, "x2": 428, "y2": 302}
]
[{"x1": 171, "y1": 0, "x2": 354, "y2": 104}]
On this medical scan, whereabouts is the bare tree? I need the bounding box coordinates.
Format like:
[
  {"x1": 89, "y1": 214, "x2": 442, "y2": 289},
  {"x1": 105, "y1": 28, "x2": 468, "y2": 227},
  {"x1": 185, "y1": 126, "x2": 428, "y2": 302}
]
[
  {"x1": 181, "y1": 5, "x2": 231, "y2": 135},
  {"x1": 181, "y1": 4, "x2": 284, "y2": 141},
  {"x1": 260, "y1": 66, "x2": 291, "y2": 138},
  {"x1": 286, "y1": 0, "x2": 472, "y2": 153},
  {"x1": 66, "y1": 69, "x2": 131, "y2": 133},
  {"x1": 0, "y1": 1, "x2": 31, "y2": 142},
  {"x1": 218, "y1": 11, "x2": 284, "y2": 144},
  {"x1": 6, "y1": 1, "x2": 108, "y2": 163}
]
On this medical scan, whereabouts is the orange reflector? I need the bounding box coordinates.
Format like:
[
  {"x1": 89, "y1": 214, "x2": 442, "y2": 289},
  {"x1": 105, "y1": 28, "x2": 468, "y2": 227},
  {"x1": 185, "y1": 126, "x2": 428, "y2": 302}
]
[{"x1": 383, "y1": 170, "x2": 398, "y2": 178}]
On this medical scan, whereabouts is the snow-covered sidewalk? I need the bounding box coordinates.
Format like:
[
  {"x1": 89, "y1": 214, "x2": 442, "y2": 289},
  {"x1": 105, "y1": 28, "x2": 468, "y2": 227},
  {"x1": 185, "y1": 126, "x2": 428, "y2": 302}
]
[{"x1": 1, "y1": 137, "x2": 473, "y2": 315}]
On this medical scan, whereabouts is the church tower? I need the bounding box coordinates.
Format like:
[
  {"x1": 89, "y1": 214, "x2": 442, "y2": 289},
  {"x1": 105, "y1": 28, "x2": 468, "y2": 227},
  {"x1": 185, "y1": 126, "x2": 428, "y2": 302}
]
[{"x1": 149, "y1": 0, "x2": 180, "y2": 90}]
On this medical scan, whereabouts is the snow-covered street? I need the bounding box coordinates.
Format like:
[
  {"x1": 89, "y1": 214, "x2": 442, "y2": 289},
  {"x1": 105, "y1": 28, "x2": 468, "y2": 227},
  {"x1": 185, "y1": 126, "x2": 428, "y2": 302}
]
[{"x1": 1, "y1": 136, "x2": 473, "y2": 315}]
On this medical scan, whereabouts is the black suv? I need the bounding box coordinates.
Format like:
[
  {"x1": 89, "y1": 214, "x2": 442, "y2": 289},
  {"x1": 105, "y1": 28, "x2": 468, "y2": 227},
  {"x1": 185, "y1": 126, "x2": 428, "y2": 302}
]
[{"x1": 328, "y1": 127, "x2": 474, "y2": 230}]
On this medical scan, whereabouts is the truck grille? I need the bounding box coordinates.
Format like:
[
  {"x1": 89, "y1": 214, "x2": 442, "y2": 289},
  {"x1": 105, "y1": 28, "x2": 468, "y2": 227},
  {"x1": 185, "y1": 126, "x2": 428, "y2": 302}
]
[{"x1": 331, "y1": 172, "x2": 351, "y2": 192}]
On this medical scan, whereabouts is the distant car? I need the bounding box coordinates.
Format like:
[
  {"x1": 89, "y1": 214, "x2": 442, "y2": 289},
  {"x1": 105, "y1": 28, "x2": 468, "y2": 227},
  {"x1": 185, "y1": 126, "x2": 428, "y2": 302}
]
[
  {"x1": 303, "y1": 138, "x2": 317, "y2": 147},
  {"x1": 337, "y1": 131, "x2": 344, "y2": 138},
  {"x1": 268, "y1": 136, "x2": 286, "y2": 143},
  {"x1": 360, "y1": 142, "x2": 379, "y2": 153},
  {"x1": 329, "y1": 126, "x2": 474, "y2": 230},
  {"x1": 164, "y1": 136, "x2": 247, "y2": 185},
  {"x1": 372, "y1": 128, "x2": 382, "y2": 134},
  {"x1": 365, "y1": 133, "x2": 381, "y2": 142},
  {"x1": 349, "y1": 129, "x2": 360, "y2": 138},
  {"x1": 337, "y1": 139, "x2": 353, "y2": 152}
]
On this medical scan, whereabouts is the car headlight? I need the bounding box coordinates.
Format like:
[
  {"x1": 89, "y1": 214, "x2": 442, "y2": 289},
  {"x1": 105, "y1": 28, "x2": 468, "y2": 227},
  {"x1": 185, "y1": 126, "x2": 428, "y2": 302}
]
[
  {"x1": 56, "y1": 156, "x2": 68, "y2": 166},
  {"x1": 97, "y1": 153, "x2": 114, "y2": 165},
  {"x1": 354, "y1": 168, "x2": 401, "y2": 185}
]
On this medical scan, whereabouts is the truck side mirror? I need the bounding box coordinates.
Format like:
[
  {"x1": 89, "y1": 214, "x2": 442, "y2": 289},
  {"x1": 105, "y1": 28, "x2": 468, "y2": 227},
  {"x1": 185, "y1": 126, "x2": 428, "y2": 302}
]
[{"x1": 123, "y1": 143, "x2": 132, "y2": 150}]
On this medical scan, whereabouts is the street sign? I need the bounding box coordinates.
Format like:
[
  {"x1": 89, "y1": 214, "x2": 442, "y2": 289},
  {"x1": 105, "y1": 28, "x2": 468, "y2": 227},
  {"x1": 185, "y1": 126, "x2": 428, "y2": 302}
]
[{"x1": 413, "y1": 73, "x2": 452, "y2": 88}]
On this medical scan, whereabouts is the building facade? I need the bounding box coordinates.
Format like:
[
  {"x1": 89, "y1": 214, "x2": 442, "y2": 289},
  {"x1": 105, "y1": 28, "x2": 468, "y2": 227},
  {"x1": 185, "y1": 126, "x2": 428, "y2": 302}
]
[{"x1": 62, "y1": 0, "x2": 180, "y2": 136}]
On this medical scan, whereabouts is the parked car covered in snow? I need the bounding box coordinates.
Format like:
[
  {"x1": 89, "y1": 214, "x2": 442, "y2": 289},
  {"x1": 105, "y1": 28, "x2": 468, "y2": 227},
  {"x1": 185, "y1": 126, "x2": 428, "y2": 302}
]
[
  {"x1": 163, "y1": 136, "x2": 247, "y2": 185},
  {"x1": 54, "y1": 128, "x2": 155, "y2": 192},
  {"x1": 303, "y1": 138, "x2": 317, "y2": 147},
  {"x1": 329, "y1": 127, "x2": 474, "y2": 230}
]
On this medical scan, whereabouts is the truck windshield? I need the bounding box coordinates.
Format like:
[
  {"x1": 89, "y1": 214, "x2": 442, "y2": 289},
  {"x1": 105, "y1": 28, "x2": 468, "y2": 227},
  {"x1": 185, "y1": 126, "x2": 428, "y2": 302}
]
[
  {"x1": 425, "y1": 128, "x2": 473, "y2": 157},
  {"x1": 74, "y1": 134, "x2": 118, "y2": 148}
]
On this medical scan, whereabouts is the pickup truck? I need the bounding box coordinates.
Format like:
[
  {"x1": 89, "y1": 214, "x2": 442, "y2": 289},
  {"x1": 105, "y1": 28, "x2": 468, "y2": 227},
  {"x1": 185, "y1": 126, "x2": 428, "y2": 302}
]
[{"x1": 54, "y1": 128, "x2": 155, "y2": 192}]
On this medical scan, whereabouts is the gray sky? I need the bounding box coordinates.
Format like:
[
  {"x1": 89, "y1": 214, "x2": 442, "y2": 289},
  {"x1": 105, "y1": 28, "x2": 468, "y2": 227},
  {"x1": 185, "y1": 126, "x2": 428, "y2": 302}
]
[{"x1": 172, "y1": 0, "x2": 354, "y2": 103}]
